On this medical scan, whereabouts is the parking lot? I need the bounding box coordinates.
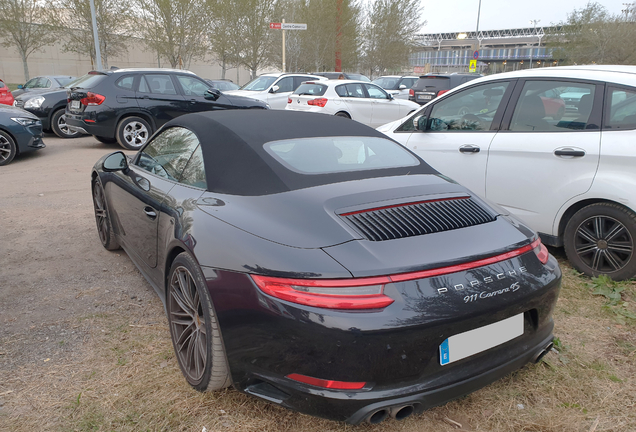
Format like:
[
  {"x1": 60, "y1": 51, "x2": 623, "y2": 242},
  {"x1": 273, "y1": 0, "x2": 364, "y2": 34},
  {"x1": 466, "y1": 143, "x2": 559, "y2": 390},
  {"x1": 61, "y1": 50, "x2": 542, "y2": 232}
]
[{"x1": 1, "y1": 135, "x2": 635, "y2": 431}]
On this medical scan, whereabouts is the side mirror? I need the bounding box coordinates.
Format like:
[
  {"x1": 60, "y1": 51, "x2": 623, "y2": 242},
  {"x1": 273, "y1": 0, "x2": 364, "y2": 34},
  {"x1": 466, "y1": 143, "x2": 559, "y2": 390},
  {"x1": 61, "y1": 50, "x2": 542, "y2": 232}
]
[
  {"x1": 204, "y1": 88, "x2": 221, "y2": 101},
  {"x1": 17, "y1": 85, "x2": 23, "y2": 89},
  {"x1": 269, "y1": 85, "x2": 280, "y2": 94},
  {"x1": 103, "y1": 151, "x2": 129, "y2": 172},
  {"x1": 399, "y1": 84, "x2": 407, "y2": 90},
  {"x1": 412, "y1": 115, "x2": 428, "y2": 131}
]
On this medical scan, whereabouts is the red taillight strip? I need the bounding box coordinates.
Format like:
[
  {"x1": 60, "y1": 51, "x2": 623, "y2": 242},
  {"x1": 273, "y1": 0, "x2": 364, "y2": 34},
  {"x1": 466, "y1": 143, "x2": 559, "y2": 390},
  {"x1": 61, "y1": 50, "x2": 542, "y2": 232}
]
[
  {"x1": 251, "y1": 239, "x2": 545, "y2": 310},
  {"x1": 251, "y1": 275, "x2": 393, "y2": 310},
  {"x1": 286, "y1": 373, "x2": 366, "y2": 390},
  {"x1": 340, "y1": 196, "x2": 469, "y2": 217},
  {"x1": 389, "y1": 239, "x2": 540, "y2": 282}
]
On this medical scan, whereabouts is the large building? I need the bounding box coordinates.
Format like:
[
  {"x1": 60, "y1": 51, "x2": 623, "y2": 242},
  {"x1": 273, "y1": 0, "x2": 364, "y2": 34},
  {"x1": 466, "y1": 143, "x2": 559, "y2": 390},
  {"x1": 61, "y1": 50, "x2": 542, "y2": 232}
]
[{"x1": 410, "y1": 26, "x2": 561, "y2": 75}]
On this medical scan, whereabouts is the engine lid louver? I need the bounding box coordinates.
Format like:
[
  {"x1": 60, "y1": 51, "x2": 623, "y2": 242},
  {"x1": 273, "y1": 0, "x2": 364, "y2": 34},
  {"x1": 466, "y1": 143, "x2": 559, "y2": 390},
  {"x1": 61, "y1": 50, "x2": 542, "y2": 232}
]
[{"x1": 340, "y1": 197, "x2": 496, "y2": 241}]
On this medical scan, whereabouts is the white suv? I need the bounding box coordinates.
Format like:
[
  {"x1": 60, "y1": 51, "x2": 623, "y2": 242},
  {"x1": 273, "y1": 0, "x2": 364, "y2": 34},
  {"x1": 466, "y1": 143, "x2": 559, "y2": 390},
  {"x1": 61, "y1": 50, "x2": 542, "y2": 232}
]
[
  {"x1": 379, "y1": 65, "x2": 636, "y2": 280},
  {"x1": 225, "y1": 73, "x2": 326, "y2": 110}
]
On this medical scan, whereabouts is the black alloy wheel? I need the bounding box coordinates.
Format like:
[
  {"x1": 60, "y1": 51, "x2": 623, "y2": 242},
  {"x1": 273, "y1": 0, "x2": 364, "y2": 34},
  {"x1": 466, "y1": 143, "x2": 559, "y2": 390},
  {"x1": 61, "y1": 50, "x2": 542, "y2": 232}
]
[
  {"x1": 0, "y1": 130, "x2": 17, "y2": 166},
  {"x1": 92, "y1": 180, "x2": 120, "y2": 250},
  {"x1": 51, "y1": 109, "x2": 80, "y2": 138},
  {"x1": 564, "y1": 203, "x2": 636, "y2": 280},
  {"x1": 167, "y1": 252, "x2": 230, "y2": 391},
  {"x1": 116, "y1": 116, "x2": 152, "y2": 150}
]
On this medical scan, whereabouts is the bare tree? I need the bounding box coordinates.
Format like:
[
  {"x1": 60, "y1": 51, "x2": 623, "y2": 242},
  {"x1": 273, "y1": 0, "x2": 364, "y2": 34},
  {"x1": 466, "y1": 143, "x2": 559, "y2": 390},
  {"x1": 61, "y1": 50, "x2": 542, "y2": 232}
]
[
  {"x1": 360, "y1": 0, "x2": 424, "y2": 78},
  {"x1": 548, "y1": 2, "x2": 636, "y2": 65},
  {"x1": 135, "y1": 0, "x2": 209, "y2": 69},
  {"x1": 207, "y1": 0, "x2": 241, "y2": 79},
  {"x1": 234, "y1": 0, "x2": 278, "y2": 78},
  {"x1": 47, "y1": 0, "x2": 131, "y2": 69},
  {"x1": 0, "y1": 0, "x2": 58, "y2": 81}
]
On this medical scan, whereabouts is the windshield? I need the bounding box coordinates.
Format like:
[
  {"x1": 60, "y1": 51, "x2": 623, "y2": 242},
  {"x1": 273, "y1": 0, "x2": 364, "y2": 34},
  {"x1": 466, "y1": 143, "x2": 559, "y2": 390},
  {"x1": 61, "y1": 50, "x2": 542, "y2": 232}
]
[
  {"x1": 347, "y1": 73, "x2": 370, "y2": 82},
  {"x1": 264, "y1": 136, "x2": 419, "y2": 174},
  {"x1": 241, "y1": 76, "x2": 277, "y2": 91},
  {"x1": 372, "y1": 77, "x2": 400, "y2": 90}
]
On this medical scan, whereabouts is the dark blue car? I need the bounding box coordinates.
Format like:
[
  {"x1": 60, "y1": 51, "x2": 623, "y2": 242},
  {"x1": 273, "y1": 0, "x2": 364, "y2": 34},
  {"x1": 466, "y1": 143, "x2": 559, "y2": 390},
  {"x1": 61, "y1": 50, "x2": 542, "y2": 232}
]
[{"x1": 0, "y1": 105, "x2": 45, "y2": 166}]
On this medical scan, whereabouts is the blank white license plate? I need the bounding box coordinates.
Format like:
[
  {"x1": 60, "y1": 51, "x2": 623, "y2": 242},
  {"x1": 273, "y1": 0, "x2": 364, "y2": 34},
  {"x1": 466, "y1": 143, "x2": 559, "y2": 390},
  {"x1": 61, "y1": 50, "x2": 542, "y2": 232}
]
[
  {"x1": 417, "y1": 95, "x2": 432, "y2": 100},
  {"x1": 439, "y1": 313, "x2": 524, "y2": 366},
  {"x1": 71, "y1": 100, "x2": 80, "y2": 109}
]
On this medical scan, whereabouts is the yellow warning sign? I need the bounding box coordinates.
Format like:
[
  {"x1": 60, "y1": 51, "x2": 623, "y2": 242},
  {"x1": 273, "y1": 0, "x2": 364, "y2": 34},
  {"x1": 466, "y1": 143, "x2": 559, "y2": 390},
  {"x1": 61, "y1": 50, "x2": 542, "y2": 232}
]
[{"x1": 469, "y1": 59, "x2": 477, "y2": 73}]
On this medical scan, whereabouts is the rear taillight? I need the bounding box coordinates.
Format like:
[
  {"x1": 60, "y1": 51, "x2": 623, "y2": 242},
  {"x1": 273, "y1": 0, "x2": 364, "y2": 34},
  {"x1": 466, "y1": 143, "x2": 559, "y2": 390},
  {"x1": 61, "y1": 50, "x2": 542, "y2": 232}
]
[
  {"x1": 531, "y1": 238, "x2": 549, "y2": 264},
  {"x1": 436, "y1": 89, "x2": 450, "y2": 97},
  {"x1": 409, "y1": 89, "x2": 414, "y2": 96},
  {"x1": 80, "y1": 92, "x2": 105, "y2": 106},
  {"x1": 286, "y1": 373, "x2": 366, "y2": 390},
  {"x1": 250, "y1": 275, "x2": 393, "y2": 310},
  {"x1": 287, "y1": 97, "x2": 292, "y2": 104},
  {"x1": 307, "y1": 98, "x2": 328, "y2": 107}
]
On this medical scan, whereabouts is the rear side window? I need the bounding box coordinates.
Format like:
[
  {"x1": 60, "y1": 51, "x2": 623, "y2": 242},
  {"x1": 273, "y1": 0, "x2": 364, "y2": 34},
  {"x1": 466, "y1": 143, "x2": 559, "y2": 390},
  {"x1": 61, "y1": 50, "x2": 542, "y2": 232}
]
[
  {"x1": 336, "y1": 83, "x2": 365, "y2": 98},
  {"x1": 293, "y1": 83, "x2": 327, "y2": 96},
  {"x1": 179, "y1": 146, "x2": 206, "y2": 188},
  {"x1": 140, "y1": 74, "x2": 177, "y2": 95},
  {"x1": 509, "y1": 81, "x2": 597, "y2": 132},
  {"x1": 264, "y1": 136, "x2": 419, "y2": 174},
  {"x1": 116, "y1": 76, "x2": 135, "y2": 90},
  {"x1": 606, "y1": 87, "x2": 636, "y2": 130}
]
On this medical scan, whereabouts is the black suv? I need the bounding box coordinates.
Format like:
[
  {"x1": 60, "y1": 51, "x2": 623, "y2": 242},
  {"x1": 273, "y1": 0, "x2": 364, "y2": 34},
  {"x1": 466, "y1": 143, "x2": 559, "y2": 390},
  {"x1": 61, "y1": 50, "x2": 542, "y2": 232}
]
[
  {"x1": 65, "y1": 68, "x2": 268, "y2": 149},
  {"x1": 409, "y1": 73, "x2": 482, "y2": 105}
]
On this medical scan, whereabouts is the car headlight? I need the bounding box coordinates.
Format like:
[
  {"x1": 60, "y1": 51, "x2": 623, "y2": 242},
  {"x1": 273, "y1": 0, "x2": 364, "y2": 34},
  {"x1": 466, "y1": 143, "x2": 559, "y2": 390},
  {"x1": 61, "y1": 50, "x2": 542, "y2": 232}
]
[
  {"x1": 24, "y1": 96, "x2": 45, "y2": 109},
  {"x1": 11, "y1": 117, "x2": 40, "y2": 127}
]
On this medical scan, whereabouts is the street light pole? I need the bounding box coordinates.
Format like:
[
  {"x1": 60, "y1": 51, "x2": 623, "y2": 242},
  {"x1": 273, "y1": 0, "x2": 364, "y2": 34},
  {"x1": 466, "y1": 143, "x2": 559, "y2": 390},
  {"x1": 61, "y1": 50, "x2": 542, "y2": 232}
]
[{"x1": 89, "y1": 0, "x2": 102, "y2": 70}]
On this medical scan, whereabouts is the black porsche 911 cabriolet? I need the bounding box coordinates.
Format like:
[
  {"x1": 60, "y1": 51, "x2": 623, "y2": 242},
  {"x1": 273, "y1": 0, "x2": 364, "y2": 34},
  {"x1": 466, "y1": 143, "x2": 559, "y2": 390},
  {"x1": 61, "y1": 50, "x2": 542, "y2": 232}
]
[{"x1": 91, "y1": 110, "x2": 561, "y2": 424}]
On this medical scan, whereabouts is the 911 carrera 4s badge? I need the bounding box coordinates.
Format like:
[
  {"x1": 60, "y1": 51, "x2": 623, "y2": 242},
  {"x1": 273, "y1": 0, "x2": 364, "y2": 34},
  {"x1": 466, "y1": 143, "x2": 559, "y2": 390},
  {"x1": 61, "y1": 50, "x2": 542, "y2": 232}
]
[{"x1": 440, "y1": 313, "x2": 524, "y2": 365}]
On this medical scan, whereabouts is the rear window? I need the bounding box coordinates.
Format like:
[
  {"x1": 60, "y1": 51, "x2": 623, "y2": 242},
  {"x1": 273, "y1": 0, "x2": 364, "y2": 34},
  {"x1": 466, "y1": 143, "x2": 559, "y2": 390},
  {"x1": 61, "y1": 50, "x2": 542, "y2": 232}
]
[
  {"x1": 415, "y1": 77, "x2": 450, "y2": 91},
  {"x1": 264, "y1": 136, "x2": 419, "y2": 174},
  {"x1": 293, "y1": 83, "x2": 327, "y2": 96},
  {"x1": 70, "y1": 73, "x2": 107, "y2": 89},
  {"x1": 55, "y1": 77, "x2": 75, "y2": 86}
]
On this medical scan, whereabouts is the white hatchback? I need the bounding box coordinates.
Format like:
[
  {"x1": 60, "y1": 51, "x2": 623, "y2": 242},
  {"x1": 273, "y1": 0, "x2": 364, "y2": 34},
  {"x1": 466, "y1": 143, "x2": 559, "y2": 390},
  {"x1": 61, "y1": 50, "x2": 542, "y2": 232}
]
[
  {"x1": 224, "y1": 73, "x2": 326, "y2": 110},
  {"x1": 379, "y1": 65, "x2": 636, "y2": 280},
  {"x1": 285, "y1": 80, "x2": 420, "y2": 128}
]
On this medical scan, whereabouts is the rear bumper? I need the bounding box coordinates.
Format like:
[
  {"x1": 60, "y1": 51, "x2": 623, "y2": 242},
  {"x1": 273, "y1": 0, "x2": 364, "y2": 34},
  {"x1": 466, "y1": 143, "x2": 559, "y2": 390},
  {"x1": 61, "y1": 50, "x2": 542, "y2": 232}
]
[
  {"x1": 204, "y1": 251, "x2": 561, "y2": 423},
  {"x1": 65, "y1": 108, "x2": 116, "y2": 138}
]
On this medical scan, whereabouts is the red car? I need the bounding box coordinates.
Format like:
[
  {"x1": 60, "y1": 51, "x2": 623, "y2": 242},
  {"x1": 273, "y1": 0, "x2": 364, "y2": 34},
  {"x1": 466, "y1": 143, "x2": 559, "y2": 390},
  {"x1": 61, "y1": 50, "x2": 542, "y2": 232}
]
[{"x1": 0, "y1": 79, "x2": 15, "y2": 106}]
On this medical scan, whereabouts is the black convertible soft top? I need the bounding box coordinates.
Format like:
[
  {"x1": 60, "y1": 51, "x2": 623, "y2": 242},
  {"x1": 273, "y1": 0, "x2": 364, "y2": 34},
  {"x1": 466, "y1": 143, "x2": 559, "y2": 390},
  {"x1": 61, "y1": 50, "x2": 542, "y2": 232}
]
[{"x1": 163, "y1": 110, "x2": 437, "y2": 196}]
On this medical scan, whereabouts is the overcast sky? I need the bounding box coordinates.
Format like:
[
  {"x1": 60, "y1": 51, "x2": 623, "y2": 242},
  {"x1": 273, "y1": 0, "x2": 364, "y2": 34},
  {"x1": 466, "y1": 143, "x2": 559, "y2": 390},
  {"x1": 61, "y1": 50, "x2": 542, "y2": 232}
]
[{"x1": 420, "y1": 0, "x2": 629, "y2": 33}]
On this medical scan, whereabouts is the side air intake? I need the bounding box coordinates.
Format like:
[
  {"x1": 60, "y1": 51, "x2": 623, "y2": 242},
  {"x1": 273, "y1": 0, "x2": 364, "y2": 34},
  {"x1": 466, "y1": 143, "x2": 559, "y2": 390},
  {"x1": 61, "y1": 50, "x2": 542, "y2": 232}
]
[{"x1": 340, "y1": 197, "x2": 496, "y2": 241}]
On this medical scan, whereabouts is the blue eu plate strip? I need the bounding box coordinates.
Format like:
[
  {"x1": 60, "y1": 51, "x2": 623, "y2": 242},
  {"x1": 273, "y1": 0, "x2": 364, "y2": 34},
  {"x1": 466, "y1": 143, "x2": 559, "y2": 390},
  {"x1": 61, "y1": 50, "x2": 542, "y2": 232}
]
[{"x1": 440, "y1": 338, "x2": 450, "y2": 365}]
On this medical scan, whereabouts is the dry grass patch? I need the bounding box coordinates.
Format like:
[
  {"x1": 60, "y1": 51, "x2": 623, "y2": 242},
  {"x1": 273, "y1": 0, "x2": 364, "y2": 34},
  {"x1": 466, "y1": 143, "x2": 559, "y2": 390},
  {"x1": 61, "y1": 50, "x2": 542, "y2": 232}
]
[{"x1": 1, "y1": 262, "x2": 635, "y2": 431}]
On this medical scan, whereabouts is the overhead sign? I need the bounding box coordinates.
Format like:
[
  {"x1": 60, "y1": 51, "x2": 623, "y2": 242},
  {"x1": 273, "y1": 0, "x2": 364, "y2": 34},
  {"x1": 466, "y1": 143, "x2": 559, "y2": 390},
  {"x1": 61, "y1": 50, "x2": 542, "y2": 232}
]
[
  {"x1": 469, "y1": 59, "x2": 477, "y2": 73},
  {"x1": 270, "y1": 22, "x2": 307, "y2": 30},
  {"x1": 473, "y1": 50, "x2": 479, "y2": 59}
]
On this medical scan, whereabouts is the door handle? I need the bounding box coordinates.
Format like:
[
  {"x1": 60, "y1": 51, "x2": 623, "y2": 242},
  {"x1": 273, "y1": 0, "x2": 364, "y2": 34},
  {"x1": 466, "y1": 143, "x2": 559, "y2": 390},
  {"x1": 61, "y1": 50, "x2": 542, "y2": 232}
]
[
  {"x1": 190, "y1": 99, "x2": 196, "y2": 104},
  {"x1": 144, "y1": 206, "x2": 157, "y2": 220},
  {"x1": 554, "y1": 148, "x2": 585, "y2": 157},
  {"x1": 459, "y1": 145, "x2": 480, "y2": 153}
]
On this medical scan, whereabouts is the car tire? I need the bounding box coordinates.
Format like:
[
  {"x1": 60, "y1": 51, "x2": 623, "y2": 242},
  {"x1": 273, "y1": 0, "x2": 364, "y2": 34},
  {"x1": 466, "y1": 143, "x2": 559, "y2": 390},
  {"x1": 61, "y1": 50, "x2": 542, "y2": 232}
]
[
  {"x1": 167, "y1": 252, "x2": 231, "y2": 392},
  {"x1": 0, "y1": 130, "x2": 17, "y2": 166},
  {"x1": 116, "y1": 116, "x2": 152, "y2": 150},
  {"x1": 92, "y1": 180, "x2": 120, "y2": 251},
  {"x1": 51, "y1": 109, "x2": 80, "y2": 138},
  {"x1": 93, "y1": 135, "x2": 117, "y2": 144},
  {"x1": 335, "y1": 112, "x2": 351, "y2": 119},
  {"x1": 564, "y1": 202, "x2": 636, "y2": 280}
]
